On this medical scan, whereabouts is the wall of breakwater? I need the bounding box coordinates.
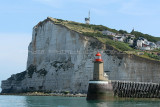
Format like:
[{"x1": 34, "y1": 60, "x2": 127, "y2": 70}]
[
  {"x1": 112, "y1": 81, "x2": 160, "y2": 98},
  {"x1": 87, "y1": 80, "x2": 160, "y2": 100}
]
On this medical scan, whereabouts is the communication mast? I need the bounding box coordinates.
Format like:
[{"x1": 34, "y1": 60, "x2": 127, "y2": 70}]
[{"x1": 85, "y1": 11, "x2": 90, "y2": 24}]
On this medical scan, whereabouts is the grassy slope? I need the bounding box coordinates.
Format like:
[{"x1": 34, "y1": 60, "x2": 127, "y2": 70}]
[
  {"x1": 96, "y1": 37, "x2": 133, "y2": 51},
  {"x1": 48, "y1": 17, "x2": 160, "y2": 61}
]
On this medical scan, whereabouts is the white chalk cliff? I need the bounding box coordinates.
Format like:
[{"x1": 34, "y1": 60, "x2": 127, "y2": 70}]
[{"x1": 1, "y1": 17, "x2": 160, "y2": 93}]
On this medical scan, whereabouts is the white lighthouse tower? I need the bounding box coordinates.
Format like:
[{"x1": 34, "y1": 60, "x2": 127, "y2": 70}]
[{"x1": 85, "y1": 11, "x2": 90, "y2": 24}]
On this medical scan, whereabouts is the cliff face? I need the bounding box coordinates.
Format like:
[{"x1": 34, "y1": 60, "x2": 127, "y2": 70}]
[{"x1": 1, "y1": 18, "x2": 160, "y2": 93}]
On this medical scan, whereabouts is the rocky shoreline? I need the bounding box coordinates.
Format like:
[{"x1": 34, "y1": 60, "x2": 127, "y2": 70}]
[{"x1": 0, "y1": 92, "x2": 87, "y2": 97}]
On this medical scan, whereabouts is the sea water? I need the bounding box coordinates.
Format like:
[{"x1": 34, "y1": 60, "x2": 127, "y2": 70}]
[{"x1": 0, "y1": 95, "x2": 160, "y2": 107}]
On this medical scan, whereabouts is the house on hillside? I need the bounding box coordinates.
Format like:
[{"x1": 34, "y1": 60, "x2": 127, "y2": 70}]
[
  {"x1": 135, "y1": 37, "x2": 157, "y2": 50},
  {"x1": 136, "y1": 37, "x2": 151, "y2": 50},
  {"x1": 149, "y1": 42, "x2": 157, "y2": 50},
  {"x1": 102, "y1": 30, "x2": 116, "y2": 36},
  {"x1": 127, "y1": 39, "x2": 134, "y2": 46},
  {"x1": 124, "y1": 34, "x2": 135, "y2": 45},
  {"x1": 113, "y1": 33, "x2": 135, "y2": 45},
  {"x1": 156, "y1": 41, "x2": 160, "y2": 49},
  {"x1": 113, "y1": 35, "x2": 124, "y2": 42},
  {"x1": 125, "y1": 34, "x2": 135, "y2": 38}
]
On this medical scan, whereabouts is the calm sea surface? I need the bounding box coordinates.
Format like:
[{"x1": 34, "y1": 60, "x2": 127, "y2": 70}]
[{"x1": 0, "y1": 95, "x2": 160, "y2": 107}]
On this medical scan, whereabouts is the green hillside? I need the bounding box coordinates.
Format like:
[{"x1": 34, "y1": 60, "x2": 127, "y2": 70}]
[{"x1": 47, "y1": 17, "x2": 160, "y2": 61}]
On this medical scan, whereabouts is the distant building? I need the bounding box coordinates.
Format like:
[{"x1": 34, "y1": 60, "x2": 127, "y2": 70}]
[
  {"x1": 127, "y1": 39, "x2": 134, "y2": 45},
  {"x1": 124, "y1": 34, "x2": 135, "y2": 45},
  {"x1": 85, "y1": 11, "x2": 90, "y2": 24},
  {"x1": 136, "y1": 39, "x2": 144, "y2": 47},
  {"x1": 124, "y1": 34, "x2": 135, "y2": 39},
  {"x1": 113, "y1": 36, "x2": 124, "y2": 42},
  {"x1": 102, "y1": 30, "x2": 116, "y2": 36},
  {"x1": 113, "y1": 33, "x2": 135, "y2": 44},
  {"x1": 149, "y1": 42, "x2": 157, "y2": 49},
  {"x1": 136, "y1": 37, "x2": 150, "y2": 50},
  {"x1": 156, "y1": 41, "x2": 160, "y2": 49},
  {"x1": 135, "y1": 37, "x2": 157, "y2": 50}
]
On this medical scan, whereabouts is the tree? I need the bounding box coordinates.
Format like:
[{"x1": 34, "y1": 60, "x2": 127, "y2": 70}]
[{"x1": 119, "y1": 30, "x2": 128, "y2": 34}]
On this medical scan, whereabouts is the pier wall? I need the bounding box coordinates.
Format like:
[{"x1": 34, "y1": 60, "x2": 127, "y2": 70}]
[{"x1": 112, "y1": 81, "x2": 160, "y2": 98}]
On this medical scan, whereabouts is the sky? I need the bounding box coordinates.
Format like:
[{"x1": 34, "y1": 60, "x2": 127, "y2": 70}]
[{"x1": 0, "y1": 0, "x2": 160, "y2": 90}]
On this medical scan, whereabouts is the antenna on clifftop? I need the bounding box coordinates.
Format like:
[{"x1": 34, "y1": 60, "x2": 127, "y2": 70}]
[
  {"x1": 85, "y1": 10, "x2": 90, "y2": 24},
  {"x1": 88, "y1": 10, "x2": 90, "y2": 20},
  {"x1": 131, "y1": 27, "x2": 134, "y2": 33}
]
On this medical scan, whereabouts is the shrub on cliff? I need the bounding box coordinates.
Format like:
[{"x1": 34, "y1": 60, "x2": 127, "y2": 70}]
[
  {"x1": 119, "y1": 30, "x2": 128, "y2": 34},
  {"x1": 147, "y1": 53, "x2": 160, "y2": 60},
  {"x1": 63, "y1": 91, "x2": 70, "y2": 95},
  {"x1": 82, "y1": 32, "x2": 104, "y2": 37}
]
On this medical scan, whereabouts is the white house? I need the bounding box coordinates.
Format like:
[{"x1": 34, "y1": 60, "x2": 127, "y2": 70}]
[
  {"x1": 137, "y1": 39, "x2": 143, "y2": 47},
  {"x1": 149, "y1": 42, "x2": 157, "y2": 49},
  {"x1": 124, "y1": 34, "x2": 135, "y2": 45},
  {"x1": 124, "y1": 34, "x2": 135, "y2": 39},
  {"x1": 136, "y1": 37, "x2": 151, "y2": 50},
  {"x1": 102, "y1": 30, "x2": 116, "y2": 36},
  {"x1": 136, "y1": 37, "x2": 158, "y2": 50},
  {"x1": 113, "y1": 36, "x2": 124, "y2": 42},
  {"x1": 128, "y1": 39, "x2": 134, "y2": 45}
]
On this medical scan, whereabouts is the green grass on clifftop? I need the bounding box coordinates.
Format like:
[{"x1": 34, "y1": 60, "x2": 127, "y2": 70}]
[
  {"x1": 96, "y1": 37, "x2": 134, "y2": 51},
  {"x1": 47, "y1": 17, "x2": 160, "y2": 61}
]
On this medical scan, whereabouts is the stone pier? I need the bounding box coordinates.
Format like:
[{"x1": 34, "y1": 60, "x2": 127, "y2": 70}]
[{"x1": 87, "y1": 80, "x2": 113, "y2": 100}]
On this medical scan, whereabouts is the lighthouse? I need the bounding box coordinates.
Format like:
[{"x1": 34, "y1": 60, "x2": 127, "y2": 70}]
[
  {"x1": 87, "y1": 52, "x2": 113, "y2": 100},
  {"x1": 93, "y1": 52, "x2": 106, "y2": 80}
]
